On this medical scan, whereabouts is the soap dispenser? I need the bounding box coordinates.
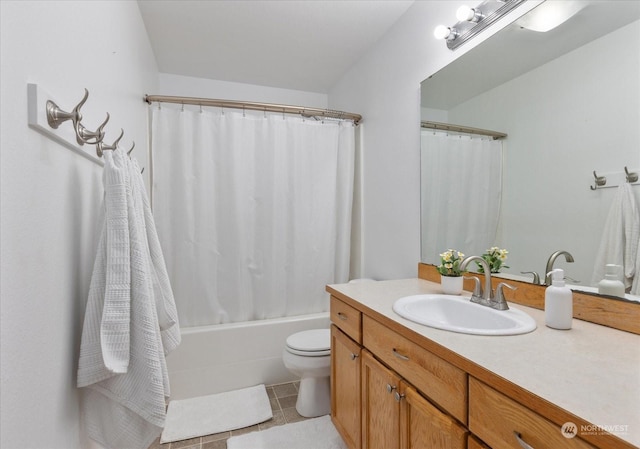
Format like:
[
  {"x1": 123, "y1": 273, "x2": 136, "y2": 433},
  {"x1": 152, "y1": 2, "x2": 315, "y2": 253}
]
[
  {"x1": 545, "y1": 268, "x2": 573, "y2": 330},
  {"x1": 597, "y1": 264, "x2": 625, "y2": 298}
]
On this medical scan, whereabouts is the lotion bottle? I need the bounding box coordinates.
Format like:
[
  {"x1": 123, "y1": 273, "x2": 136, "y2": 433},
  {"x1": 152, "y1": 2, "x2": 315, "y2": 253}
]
[
  {"x1": 545, "y1": 268, "x2": 573, "y2": 330},
  {"x1": 597, "y1": 264, "x2": 625, "y2": 298}
]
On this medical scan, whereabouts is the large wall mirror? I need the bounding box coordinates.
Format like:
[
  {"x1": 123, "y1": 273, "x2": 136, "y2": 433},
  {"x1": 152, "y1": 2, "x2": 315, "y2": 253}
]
[{"x1": 420, "y1": 0, "x2": 640, "y2": 301}]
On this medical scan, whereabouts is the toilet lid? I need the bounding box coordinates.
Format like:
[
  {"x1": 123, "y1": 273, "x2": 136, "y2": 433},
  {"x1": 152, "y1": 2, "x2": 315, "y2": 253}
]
[{"x1": 286, "y1": 329, "x2": 330, "y2": 356}]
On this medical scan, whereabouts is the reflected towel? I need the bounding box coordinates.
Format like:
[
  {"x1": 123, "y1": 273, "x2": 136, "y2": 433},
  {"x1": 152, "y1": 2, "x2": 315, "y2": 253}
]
[
  {"x1": 592, "y1": 183, "x2": 640, "y2": 292},
  {"x1": 77, "y1": 148, "x2": 180, "y2": 449}
]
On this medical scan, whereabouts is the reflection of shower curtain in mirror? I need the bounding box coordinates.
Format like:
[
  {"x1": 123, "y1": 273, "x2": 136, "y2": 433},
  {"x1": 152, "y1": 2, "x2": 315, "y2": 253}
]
[
  {"x1": 150, "y1": 106, "x2": 355, "y2": 327},
  {"x1": 421, "y1": 132, "x2": 503, "y2": 264}
]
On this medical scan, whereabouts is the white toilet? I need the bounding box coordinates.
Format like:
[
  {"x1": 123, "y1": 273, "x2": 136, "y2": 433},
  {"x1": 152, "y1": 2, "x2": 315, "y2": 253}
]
[{"x1": 282, "y1": 328, "x2": 331, "y2": 418}]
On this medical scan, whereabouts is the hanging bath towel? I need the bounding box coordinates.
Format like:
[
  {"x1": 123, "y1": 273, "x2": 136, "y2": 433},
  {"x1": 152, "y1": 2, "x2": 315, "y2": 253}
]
[
  {"x1": 591, "y1": 183, "x2": 640, "y2": 293},
  {"x1": 77, "y1": 148, "x2": 180, "y2": 449}
]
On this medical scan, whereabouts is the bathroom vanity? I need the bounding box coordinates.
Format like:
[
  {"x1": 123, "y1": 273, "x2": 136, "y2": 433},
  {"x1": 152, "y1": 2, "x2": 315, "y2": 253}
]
[{"x1": 327, "y1": 277, "x2": 639, "y2": 449}]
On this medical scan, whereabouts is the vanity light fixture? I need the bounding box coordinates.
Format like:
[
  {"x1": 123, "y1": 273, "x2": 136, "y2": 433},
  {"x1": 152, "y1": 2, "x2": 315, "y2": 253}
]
[
  {"x1": 434, "y1": 0, "x2": 527, "y2": 50},
  {"x1": 517, "y1": 0, "x2": 585, "y2": 33}
]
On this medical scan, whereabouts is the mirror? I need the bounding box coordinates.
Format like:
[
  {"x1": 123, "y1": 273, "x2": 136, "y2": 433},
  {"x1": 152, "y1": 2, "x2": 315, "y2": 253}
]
[{"x1": 420, "y1": 0, "x2": 640, "y2": 300}]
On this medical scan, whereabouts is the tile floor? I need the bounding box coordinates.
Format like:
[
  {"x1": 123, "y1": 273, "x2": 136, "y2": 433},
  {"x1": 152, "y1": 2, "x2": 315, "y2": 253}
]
[{"x1": 147, "y1": 382, "x2": 310, "y2": 449}]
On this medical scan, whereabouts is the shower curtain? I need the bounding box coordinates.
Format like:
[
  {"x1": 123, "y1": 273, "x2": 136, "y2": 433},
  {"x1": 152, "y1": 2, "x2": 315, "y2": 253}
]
[
  {"x1": 150, "y1": 105, "x2": 355, "y2": 327},
  {"x1": 421, "y1": 131, "x2": 503, "y2": 264}
]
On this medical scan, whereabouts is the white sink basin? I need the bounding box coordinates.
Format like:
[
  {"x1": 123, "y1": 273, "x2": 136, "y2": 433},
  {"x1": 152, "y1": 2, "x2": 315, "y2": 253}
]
[{"x1": 392, "y1": 294, "x2": 536, "y2": 336}]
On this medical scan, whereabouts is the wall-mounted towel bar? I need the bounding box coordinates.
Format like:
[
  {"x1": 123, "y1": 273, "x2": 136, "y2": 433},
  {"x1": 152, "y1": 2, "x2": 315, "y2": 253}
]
[
  {"x1": 27, "y1": 84, "x2": 136, "y2": 165},
  {"x1": 590, "y1": 167, "x2": 639, "y2": 190}
]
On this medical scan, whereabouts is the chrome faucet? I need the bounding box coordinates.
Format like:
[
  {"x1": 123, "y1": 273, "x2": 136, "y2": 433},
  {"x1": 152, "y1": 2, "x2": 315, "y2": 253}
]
[
  {"x1": 460, "y1": 256, "x2": 515, "y2": 311},
  {"x1": 520, "y1": 271, "x2": 541, "y2": 285},
  {"x1": 545, "y1": 250, "x2": 574, "y2": 285}
]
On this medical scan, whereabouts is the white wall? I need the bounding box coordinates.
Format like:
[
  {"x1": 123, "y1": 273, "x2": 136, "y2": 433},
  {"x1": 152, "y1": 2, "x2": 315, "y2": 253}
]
[
  {"x1": 448, "y1": 20, "x2": 640, "y2": 285},
  {"x1": 328, "y1": 1, "x2": 542, "y2": 281},
  {"x1": 0, "y1": 2, "x2": 158, "y2": 448},
  {"x1": 0, "y1": 1, "x2": 547, "y2": 447},
  {"x1": 157, "y1": 73, "x2": 328, "y2": 108}
]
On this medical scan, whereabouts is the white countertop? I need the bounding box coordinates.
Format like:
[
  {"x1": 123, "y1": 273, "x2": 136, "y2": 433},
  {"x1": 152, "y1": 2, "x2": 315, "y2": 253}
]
[{"x1": 328, "y1": 278, "x2": 640, "y2": 447}]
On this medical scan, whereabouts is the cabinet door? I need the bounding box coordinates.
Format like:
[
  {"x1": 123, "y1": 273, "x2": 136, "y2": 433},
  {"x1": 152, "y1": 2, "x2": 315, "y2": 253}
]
[
  {"x1": 400, "y1": 381, "x2": 468, "y2": 449},
  {"x1": 467, "y1": 435, "x2": 490, "y2": 449},
  {"x1": 469, "y1": 377, "x2": 598, "y2": 449},
  {"x1": 331, "y1": 325, "x2": 362, "y2": 449},
  {"x1": 362, "y1": 350, "x2": 402, "y2": 449}
]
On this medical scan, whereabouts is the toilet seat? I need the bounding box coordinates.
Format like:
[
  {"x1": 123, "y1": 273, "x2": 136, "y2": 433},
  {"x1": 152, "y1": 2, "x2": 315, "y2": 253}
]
[{"x1": 285, "y1": 329, "x2": 330, "y2": 357}]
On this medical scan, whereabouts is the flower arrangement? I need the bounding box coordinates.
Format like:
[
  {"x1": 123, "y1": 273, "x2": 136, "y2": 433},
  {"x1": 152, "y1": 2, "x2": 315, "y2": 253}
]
[
  {"x1": 437, "y1": 249, "x2": 465, "y2": 277},
  {"x1": 477, "y1": 247, "x2": 509, "y2": 273}
]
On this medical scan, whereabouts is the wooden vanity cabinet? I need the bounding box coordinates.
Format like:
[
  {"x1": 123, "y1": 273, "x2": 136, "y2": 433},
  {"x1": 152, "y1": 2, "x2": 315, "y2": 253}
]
[
  {"x1": 467, "y1": 435, "x2": 490, "y2": 449},
  {"x1": 329, "y1": 286, "x2": 630, "y2": 449},
  {"x1": 401, "y1": 379, "x2": 468, "y2": 449},
  {"x1": 361, "y1": 349, "x2": 401, "y2": 449},
  {"x1": 362, "y1": 316, "x2": 467, "y2": 424},
  {"x1": 330, "y1": 296, "x2": 363, "y2": 449},
  {"x1": 469, "y1": 377, "x2": 597, "y2": 449},
  {"x1": 361, "y1": 336, "x2": 467, "y2": 449}
]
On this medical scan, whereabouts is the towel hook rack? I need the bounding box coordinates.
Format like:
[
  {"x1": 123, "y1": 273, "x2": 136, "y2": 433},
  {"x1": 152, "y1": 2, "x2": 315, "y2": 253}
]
[
  {"x1": 42, "y1": 87, "x2": 138, "y2": 162},
  {"x1": 46, "y1": 88, "x2": 88, "y2": 130},
  {"x1": 625, "y1": 166, "x2": 638, "y2": 183},
  {"x1": 75, "y1": 113, "x2": 109, "y2": 146},
  {"x1": 590, "y1": 170, "x2": 607, "y2": 190},
  {"x1": 96, "y1": 128, "x2": 124, "y2": 157}
]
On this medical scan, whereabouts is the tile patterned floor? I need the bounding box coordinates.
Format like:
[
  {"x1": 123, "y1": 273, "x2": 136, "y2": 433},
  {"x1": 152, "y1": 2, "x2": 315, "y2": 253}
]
[{"x1": 148, "y1": 382, "x2": 309, "y2": 449}]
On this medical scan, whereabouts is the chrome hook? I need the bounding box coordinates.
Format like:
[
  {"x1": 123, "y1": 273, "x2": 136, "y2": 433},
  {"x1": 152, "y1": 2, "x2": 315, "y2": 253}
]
[
  {"x1": 75, "y1": 112, "x2": 109, "y2": 146},
  {"x1": 127, "y1": 141, "x2": 135, "y2": 156},
  {"x1": 625, "y1": 166, "x2": 638, "y2": 183},
  {"x1": 96, "y1": 128, "x2": 124, "y2": 157},
  {"x1": 46, "y1": 88, "x2": 89, "y2": 129},
  {"x1": 590, "y1": 170, "x2": 607, "y2": 190}
]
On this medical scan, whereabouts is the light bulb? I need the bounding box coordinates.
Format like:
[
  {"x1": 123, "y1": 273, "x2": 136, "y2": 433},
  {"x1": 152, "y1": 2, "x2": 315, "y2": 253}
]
[
  {"x1": 434, "y1": 25, "x2": 452, "y2": 40},
  {"x1": 456, "y1": 5, "x2": 475, "y2": 22},
  {"x1": 457, "y1": 5, "x2": 483, "y2": 23}
]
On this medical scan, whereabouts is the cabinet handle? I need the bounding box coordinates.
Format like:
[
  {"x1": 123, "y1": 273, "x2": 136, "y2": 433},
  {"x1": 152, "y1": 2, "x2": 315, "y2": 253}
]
[
  {"x1": 394, "y1": 391, "x2": 405, "y2": 402},
  {"x1": 350, "y1": 353, "x2": 359, "y2": 360},
  {"x1": 337, "y1": 312, "x2": 348, "y2": 321},
  {"x1": 386, "y1": 384, "x2": 397, "y2": 393},
  {"x1": 514, "y1": 431, "x2": 535, "y2": 449},
  {"x1": 392, "y1": 348, "x2": 410, "y2": 361}
]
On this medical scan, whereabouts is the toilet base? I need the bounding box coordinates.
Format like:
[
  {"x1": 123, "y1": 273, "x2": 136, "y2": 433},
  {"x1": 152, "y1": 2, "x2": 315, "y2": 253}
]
[{"x1": 296, "y1": 376, "x2": 330, "y2": 418}]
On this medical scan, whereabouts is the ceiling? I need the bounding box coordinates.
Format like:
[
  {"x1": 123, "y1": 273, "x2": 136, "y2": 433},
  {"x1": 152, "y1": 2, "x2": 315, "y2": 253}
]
[{"x1": 137, "y1": 0, "x2": 414, "y2": 93}]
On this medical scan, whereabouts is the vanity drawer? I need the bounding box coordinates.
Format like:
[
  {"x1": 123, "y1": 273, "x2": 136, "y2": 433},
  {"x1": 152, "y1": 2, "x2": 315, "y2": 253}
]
[
  {"x1": 330, "y1": 296, "x2": 362, "y2": 343},
  {"x1": 469, "y1": 377, "x2": 597, "y2": 449},
  {"x1": 363, "y1": 315, "x2": 467, "y2": 424}
]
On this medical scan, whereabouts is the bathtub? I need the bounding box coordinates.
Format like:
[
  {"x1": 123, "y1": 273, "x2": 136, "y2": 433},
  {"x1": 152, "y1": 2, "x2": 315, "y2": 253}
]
[{"x1": 166, "y1": 312, "x2": 331, "y2": 400}]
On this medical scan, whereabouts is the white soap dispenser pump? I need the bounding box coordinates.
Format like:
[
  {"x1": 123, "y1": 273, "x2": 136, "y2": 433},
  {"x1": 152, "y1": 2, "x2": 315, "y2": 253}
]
[
  {"x1": 597, "y1": 264, "x2": 625, "y2": 298},
  {"x1": 545, "y1": 268, "x2": 573, "y2": 330}
]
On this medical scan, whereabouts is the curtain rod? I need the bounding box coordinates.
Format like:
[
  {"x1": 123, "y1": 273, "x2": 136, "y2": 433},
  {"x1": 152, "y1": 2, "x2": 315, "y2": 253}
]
[
  {"x1": 144, "y1": 94, "x2": 362, "y2": 125},
  {"x1": 421, "y1": 120, "x2": 507, "y2": 140}
]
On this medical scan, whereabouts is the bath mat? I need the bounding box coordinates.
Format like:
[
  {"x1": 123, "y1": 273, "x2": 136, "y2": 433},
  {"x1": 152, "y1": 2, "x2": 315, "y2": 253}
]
[
  {"x1": 226, "y1": 415, "x2": 347, "y2": 449},
  {"x1": 161, "y1": 384, "x2": 272, "y2": 443}
]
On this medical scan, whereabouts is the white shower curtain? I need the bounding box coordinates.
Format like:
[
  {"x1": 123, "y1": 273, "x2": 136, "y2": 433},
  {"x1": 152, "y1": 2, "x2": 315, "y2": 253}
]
[
  {"x1": 421, "y1": 131, "x2": 503, "y2": 264},
  {"x1": 151, "y1": 105, "x2": 355, "y2": 327}
]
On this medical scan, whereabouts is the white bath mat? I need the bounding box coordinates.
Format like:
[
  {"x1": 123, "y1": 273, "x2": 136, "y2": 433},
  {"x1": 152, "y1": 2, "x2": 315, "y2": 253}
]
[
  {"x1": 161, "y1": 384, "x2": 272, "y2": 443},
  {"x1": 226, "y1": 415, "x2": 347, "y2": 449}
]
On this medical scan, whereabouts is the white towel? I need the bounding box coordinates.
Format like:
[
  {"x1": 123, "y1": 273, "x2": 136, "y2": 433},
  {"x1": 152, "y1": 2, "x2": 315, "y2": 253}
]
[
  {"x1": 592, "y1": 183, "x2": 640, "y2": 292},
  {"x1": 77, "y1": 148, "x2": 180, "y2": 449}
]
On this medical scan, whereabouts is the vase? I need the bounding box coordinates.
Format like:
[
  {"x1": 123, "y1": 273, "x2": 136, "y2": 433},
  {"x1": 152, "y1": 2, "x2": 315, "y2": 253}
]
[{"x1": 440, "y1": 275, "x2": 463, "y2": 295}]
